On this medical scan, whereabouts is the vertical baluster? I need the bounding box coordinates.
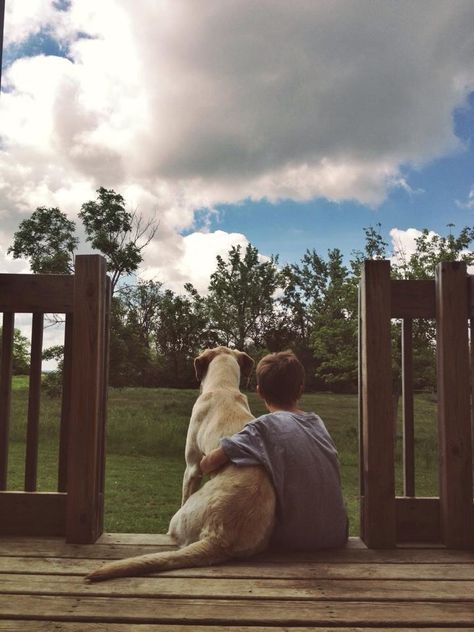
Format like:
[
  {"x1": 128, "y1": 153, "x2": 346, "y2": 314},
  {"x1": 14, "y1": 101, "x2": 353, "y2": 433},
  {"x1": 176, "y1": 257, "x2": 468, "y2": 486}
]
[
  {"x1": 58, "y1": 314, "x2": 73, "y2": 492},
  {"x1": 402, "y1": 318, "x2": 415, "y2": 497},
  {"x1": 96, "y1": 276, "x2": 111, "y2": 535},
  {"x1": 24, "y1": 313, "x2": 44, "y2": 491},
  {"x1": 0, "y1": 312, "x2": 14, "y2": 490}
]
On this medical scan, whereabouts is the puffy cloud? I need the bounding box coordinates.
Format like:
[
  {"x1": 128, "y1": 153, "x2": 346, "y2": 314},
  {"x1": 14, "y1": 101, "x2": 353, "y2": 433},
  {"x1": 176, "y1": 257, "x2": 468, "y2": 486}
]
[
  {"x1": 2, "y1": 0, "x2": 474, "y2": 287},
  {"x1": 140, "y1": 230, "x2": 252, "y2": 294},
  {"x1": 389, "y1": 227, "x2": 437, "y2": 265},
  {"x1": 456, "y1": 186, "x2": 474, "y2": 209},
  {"x1": 390, "y1": 227, "x2": 474, "y2": 275}
]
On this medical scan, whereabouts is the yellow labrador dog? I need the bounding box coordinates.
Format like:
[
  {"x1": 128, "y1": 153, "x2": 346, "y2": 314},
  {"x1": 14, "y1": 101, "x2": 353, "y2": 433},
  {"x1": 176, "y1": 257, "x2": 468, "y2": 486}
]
[{"x1": 87, "y1": 346, "x2": 276, "y2": 582}]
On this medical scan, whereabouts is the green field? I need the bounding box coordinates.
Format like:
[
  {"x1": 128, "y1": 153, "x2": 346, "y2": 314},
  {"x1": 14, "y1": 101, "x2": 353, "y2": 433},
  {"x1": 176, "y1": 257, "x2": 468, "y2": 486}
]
[{"x1": 7, "y1": 377, "x2": 439, "y2": 535}]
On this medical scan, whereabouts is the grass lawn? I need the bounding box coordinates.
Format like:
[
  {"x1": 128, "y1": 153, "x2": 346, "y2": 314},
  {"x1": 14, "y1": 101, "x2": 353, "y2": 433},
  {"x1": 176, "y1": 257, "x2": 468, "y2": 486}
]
[{"x1": 7, "y1": 377, "x2": 439, "y2": 536}]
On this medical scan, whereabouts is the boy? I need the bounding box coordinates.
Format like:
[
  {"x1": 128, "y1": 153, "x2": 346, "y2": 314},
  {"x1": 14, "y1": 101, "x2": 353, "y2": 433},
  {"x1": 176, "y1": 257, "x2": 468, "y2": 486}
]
[{"x1": 200, "y1": 350, "x2": 348, "y2": 550}]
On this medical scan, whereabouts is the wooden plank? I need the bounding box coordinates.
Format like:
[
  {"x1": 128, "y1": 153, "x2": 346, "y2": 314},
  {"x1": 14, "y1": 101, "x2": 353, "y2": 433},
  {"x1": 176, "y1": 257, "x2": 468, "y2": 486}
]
[
  {"x1": 24, "y1": 313, "x2": 43, "y2": 492},
  {"x1": 2, "y1": 557, "x2": 474, "y2": 579},
  {"x1": 0, "y1": 493, "x2": 66, "y2": 536},
  {"x1": 0, "y1": 595, "x2": 473, "y2": 626},
  {"x1": 359, "y1": 260, "x2": 396, "y2": 547},
  {"x1": 95, "y1": 533, "x2": 367, "y2": 551},
  {"x1": 396, "y1": 497, "x2": 440, "y2": 543},
  {"x1": 401, "y1": 318, "x2": 415, "y2": 497},
  {"x1": 1, "y1": 574, "x2": 473, "y2": 602},
  {"x1": 1, "y1": 538, "x2": 473, "y2": 563},
  {"x1": 66, "y1": 256, "x2": 108, "y2": 544},
  {"x1": 12, "y1": 624, "x2": 471, "y2": 632},
  {"x1": 391, "y1": 280, "x2": 435, "y2": 318},
  {"x1": 58, "y1": 313, "x2": 73, "y2": 492},
  {"x1": 0, "y1": 312, "x2": 14, "y2": 490},
  {"x1": 435, "y1": 262, "x2": 474, "y2": 548},
  {"x1": 0, "y1": 275, "x2": 74, "y2": 313}
]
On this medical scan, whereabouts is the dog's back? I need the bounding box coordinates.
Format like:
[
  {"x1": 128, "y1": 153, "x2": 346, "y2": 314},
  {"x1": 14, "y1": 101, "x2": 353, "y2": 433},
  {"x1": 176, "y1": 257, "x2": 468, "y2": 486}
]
[{"x1": 87, "y1": 348, "x2": 276, "y2": 582}]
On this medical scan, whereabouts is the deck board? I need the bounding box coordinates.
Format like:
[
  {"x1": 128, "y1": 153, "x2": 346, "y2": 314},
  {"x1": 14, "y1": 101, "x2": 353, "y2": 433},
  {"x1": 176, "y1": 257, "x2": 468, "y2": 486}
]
[{"x1": 0, "y1": 534, "x2": 472, "y2": 631}]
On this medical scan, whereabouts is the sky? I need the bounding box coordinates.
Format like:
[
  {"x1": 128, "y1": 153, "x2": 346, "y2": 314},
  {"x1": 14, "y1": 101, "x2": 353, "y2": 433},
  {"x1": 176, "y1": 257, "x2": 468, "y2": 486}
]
[{"x1": 1, "y1": 0, "x2": 474, "y2": 297}]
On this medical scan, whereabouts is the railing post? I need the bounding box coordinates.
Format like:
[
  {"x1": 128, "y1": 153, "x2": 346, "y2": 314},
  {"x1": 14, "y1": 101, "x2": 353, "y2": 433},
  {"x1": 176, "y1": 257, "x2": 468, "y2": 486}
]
[
  {"x1": 66, "y1": 255, "x2": 108, "y2": 543},
  {"x1": 359, "y1": 260, "x2": 396, "y2": 547},
  {"x1": 435, "y1": 261, "x2": 474, "y2": 548}
]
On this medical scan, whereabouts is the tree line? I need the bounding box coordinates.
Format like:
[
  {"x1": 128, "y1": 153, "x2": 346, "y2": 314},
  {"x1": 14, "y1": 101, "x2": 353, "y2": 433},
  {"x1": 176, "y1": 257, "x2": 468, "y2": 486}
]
[{"x1": 5, "y1": 188, "x2": 474, "y2": 392}]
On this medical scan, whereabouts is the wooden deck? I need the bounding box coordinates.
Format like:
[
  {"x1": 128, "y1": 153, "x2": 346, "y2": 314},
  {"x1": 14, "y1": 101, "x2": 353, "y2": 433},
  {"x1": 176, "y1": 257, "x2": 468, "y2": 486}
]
[{"x1": 0, "y1": 534, "x2": 472, "y2": 630}]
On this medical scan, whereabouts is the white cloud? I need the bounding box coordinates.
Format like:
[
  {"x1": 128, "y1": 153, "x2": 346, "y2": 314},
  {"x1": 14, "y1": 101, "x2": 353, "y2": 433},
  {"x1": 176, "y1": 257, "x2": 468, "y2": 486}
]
[
  {"x1": 389, "y1": 227, "x2": 437, "y2": 265},
  {"x1": 390, "y1": 227, "x2": 474, "y2": 275},
  {"x1": 140, "y1": 230, "x2": 252, "y2": 294},
  {"x1": 456, "y1": 186, "x2": 474, "y2": 209},
  {"x1": 2, "y1": 0, "x2": 474, "y2": 287}
]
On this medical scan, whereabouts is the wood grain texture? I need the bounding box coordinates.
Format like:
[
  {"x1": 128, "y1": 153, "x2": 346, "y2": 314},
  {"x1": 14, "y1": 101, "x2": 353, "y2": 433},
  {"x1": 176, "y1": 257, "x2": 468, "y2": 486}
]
[
  {"x1": 24, "y1": 313, "x2": 44, "y2": 492},
  {"x1": 359, "y1": 260, "x2": 396, "y2": 547},
  {"x1": 66, "y1": 256, "x2": 108, "y2": 544},
  {"x1": 0, "y1": 274, "x2": 74, "y2": 313},
  {"x1": 58, "y1": 313, "x2": 73, "y2": 493},
  {"x1": 396, "y1": 497, "x2": 441, "y2": 543},
  {"x1": 435, "y1": 262, "x2": 474, "y2": 548},
  {"x1": 0, "y1": 492, "x2": 66, "y2": 536},
  {"x1": 14, "y1": 624, "x2": 460, "y2": 632},
  {"x1": 0, "y1": 312, "x2": 14, "y2": 490},
  {"x1": 2, "y1": 556, "x2": 474, "y2": 579},
  {"x1": 1, "y1": 574, "x2": 473, "y2": 602},
  {"x1": 391, "y1": 280, "x2": 435, "y2": 318},
  {"x1": 0, "y1": 594, "x2": 473, "y2": 626},
  {"x1": 401, "y1": 318, "x2": 415, "y2": 497}
]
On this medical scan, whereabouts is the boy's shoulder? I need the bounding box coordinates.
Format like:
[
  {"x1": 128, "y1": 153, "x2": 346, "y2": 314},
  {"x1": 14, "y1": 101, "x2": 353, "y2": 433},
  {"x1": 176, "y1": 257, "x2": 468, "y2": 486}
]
[{"x1": 252, "y1": 410, "x2": 322, "y2": 430}]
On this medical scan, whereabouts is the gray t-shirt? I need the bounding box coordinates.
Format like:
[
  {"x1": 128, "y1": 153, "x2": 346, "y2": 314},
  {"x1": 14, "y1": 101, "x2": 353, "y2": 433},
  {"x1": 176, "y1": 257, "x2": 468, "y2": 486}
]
[{"x1": 220, "y1": 411, "x2": 348, "y2": 550}]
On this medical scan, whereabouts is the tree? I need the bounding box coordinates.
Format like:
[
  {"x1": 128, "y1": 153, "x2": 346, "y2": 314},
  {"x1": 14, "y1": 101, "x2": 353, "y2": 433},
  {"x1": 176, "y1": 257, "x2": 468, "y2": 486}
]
[
  {"x1": 278, "y1": 249, "x2": 335, "y2": 389},
  {"x1": 79, "y1": 187, "x2": 157, "y2": 291},
  {"x1": 154, "y1": 287, "x2": 217, "y2": 387},
  {"x1": 207, "y1": 244, "x2": 281, "y2": 351},
  {"x1": 8, "y1": 207, "x2": 78, "y2": 273},
  {"x1": 0, "y1": 328, "x2": 30, "y2": 375},
  {"x1": 108, "y1": 297, "x2": 157, "y2": 387},
  {"x1": 310, "y1": 249, "x2": 357, "y2": 392},
  {"x1": 8, "y1": 188, "x2": 157, "y2": 292},
  {"x1": 393, "y1": 224, "x2": 474, "y2": 279}
]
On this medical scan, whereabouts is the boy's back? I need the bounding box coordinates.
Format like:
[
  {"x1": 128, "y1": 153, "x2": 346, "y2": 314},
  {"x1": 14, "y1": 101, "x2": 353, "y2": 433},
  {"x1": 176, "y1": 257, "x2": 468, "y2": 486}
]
[{"x1": 220, "y1": 410, "x2": 348, "y2": 550}]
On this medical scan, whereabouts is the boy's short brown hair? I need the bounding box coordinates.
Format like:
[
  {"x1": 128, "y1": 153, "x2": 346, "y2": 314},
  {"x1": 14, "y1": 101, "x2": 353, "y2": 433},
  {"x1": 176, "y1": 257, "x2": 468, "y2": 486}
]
[{"x1": 256, "y1": 350, "x2": 305, "y2": 407}]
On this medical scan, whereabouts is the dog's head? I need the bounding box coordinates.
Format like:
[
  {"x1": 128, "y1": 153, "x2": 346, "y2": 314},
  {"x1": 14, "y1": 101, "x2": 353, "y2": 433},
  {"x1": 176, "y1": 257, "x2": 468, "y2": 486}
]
[{"x1": 194, "y1": 346, "x2": 254, "y2": 383}]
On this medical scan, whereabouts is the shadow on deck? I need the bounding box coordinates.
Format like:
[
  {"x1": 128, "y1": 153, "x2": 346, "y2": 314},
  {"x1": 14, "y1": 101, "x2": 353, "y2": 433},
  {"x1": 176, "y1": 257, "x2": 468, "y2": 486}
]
[{"x1": 0, "y1": 533, "x2": 473, "y2": 630}]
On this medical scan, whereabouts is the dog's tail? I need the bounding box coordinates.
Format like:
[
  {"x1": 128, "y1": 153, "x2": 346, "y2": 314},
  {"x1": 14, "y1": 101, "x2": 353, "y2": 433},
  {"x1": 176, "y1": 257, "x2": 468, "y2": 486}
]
[{"x1": 86, "y1": 538, "x2": 230, "y2": 583}]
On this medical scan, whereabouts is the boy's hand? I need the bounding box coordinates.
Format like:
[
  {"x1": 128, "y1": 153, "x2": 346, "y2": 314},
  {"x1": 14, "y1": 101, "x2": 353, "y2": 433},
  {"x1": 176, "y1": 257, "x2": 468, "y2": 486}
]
[{"x1": 200, "y1": 447, "x2": 229, "y2": 474}]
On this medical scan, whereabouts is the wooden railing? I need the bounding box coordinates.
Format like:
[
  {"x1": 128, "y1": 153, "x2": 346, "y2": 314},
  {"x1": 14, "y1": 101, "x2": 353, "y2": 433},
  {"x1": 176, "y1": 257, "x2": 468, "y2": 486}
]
[
  {"x1": 0, "y1": 255, "x2": 111, "y2": 543},
  {"x1": 359, "y1": 260, "x2": 474, "y2": 549}
]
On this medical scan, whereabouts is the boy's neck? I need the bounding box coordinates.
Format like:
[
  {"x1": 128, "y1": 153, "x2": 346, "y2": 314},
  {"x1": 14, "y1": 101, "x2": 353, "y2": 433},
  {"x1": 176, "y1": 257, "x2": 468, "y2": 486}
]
[{"x1": 265, "y1": 402, "x2": 304, "y2": 414}]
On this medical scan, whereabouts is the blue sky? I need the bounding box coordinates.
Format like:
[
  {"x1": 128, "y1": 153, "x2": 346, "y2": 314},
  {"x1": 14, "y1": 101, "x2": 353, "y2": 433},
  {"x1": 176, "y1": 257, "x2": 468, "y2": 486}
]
[{"x1": 1, "y1": 1, "x2": 474, "y2": 290}]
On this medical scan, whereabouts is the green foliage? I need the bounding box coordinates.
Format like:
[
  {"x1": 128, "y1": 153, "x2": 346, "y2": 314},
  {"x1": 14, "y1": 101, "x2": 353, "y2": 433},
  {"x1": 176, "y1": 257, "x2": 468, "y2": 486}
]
[
  {"x1": 207, "y1": 243, "x2": 281, "y2": 350},
  {"x1": 8, "y1": 188, "x2": 156, "y2": 292},
  {"x1": 8, "y1": 206, "x2": 78, "y2": 273},
  {"x1": 8, "y1": 379, "x2": 439, "y2": 534},
  {"x1": 0, "y1": 328, "x2": 30, "y2": 375},
  {"x1": 79, "y1": 187, "x2": 156, "y2": 290},
  {"x1": 41, "y1": 345, "x2": 65, "y2": 397},
  {"x1": 394, "y1": 225, "x2": 474, "y2": 279}
]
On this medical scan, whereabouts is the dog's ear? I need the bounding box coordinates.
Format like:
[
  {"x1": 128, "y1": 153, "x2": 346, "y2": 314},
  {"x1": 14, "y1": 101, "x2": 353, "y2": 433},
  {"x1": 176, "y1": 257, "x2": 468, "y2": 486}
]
[
  {"x1": 194, "y1": 349, "x2": 215, "y2": 382},
  {"x1": 236, "y1": 351, "x2": 254, "y2": 378}
]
